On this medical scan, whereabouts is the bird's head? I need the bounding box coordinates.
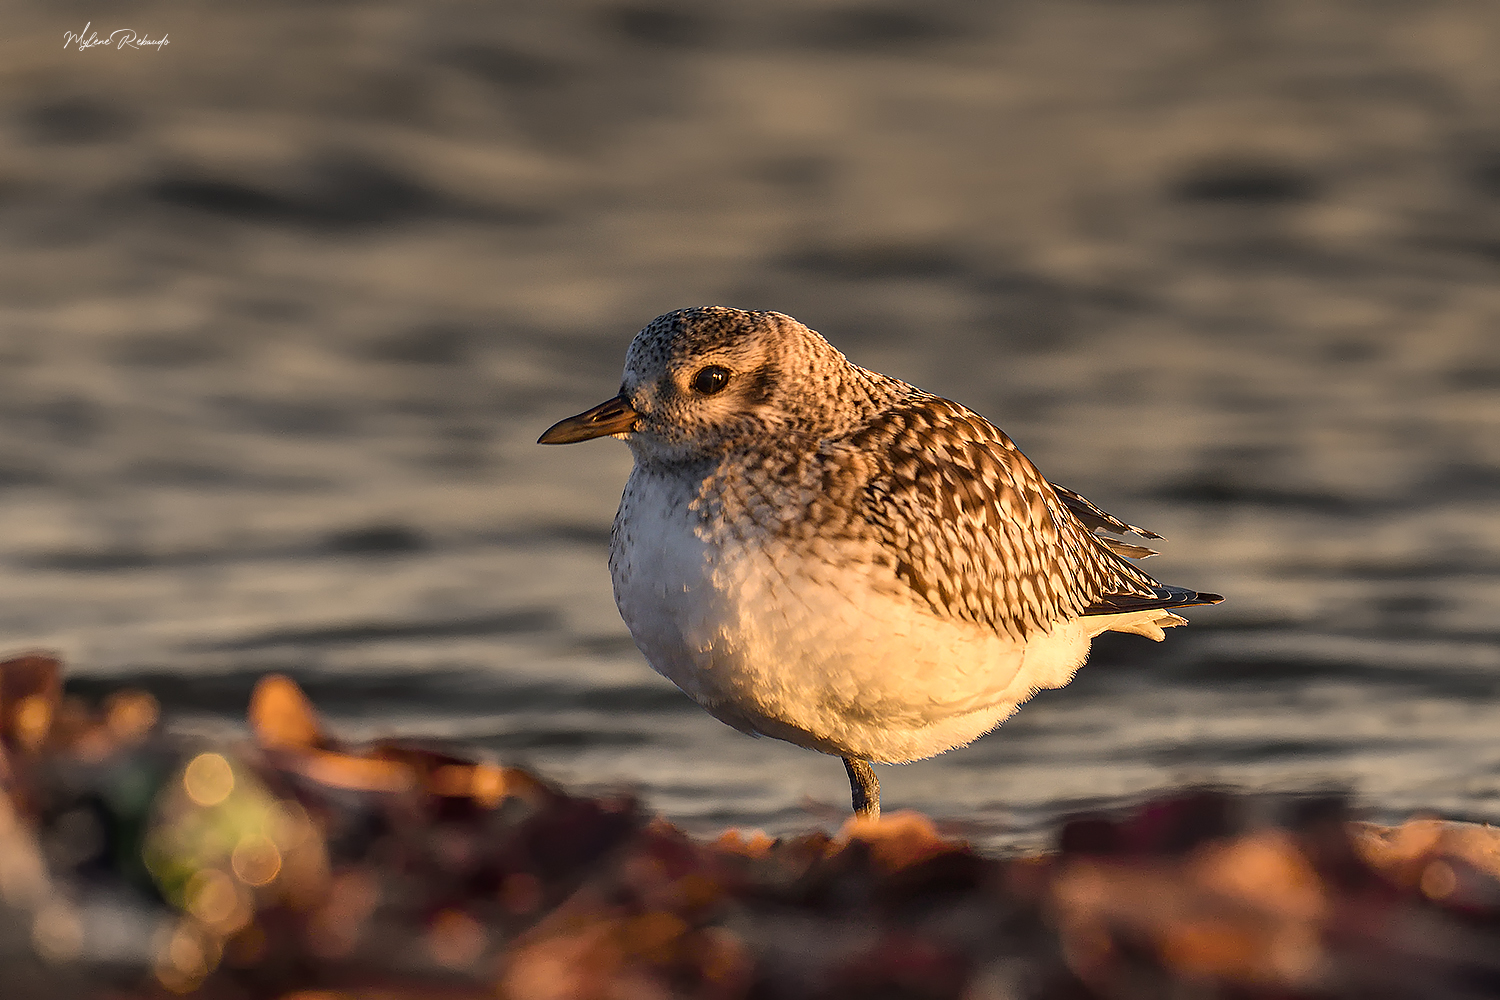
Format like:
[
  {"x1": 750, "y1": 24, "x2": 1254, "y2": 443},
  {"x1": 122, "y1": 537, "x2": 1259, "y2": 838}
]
[{"x1": 539, "y1": 306, "x2": 865, "y2": 465}]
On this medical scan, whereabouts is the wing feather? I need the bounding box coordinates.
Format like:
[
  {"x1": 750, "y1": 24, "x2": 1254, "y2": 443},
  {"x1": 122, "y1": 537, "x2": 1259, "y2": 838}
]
[
  {"x1": 833, "y1": 394, "x2": 1165, "y2": 641},
  {"x1": 1051, "y1": 484, "x2": 1164, "y2": 539}
]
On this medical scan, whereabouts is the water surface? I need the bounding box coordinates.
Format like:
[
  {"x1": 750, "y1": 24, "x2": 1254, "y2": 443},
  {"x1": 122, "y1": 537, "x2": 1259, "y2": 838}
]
[{"x1": 3, "y1": 0, "x2": 1498, "y2": 848}]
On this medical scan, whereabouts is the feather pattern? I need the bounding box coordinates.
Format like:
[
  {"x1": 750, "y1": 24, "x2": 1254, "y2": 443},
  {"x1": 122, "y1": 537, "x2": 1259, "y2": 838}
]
[
  {"x1": 832, "y1": 395, "x2": 1164, "y2": 640},
  {"x1": 569, "y1": 305, "x2": 1223, "y2": 768},
  {"x1": 1051, "y1": 483, "x2": 1164, "y2": 539}
]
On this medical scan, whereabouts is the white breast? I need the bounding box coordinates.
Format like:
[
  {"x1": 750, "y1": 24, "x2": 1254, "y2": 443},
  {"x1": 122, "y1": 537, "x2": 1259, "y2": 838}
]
[{"x1": 610, "y1": 467, "x2": 1096, "y2": 763}]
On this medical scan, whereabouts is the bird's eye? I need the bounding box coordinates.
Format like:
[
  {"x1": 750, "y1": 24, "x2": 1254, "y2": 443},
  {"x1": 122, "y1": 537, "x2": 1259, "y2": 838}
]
[{"x1": 692, "y1": 365, "x2": 731, "y2": 395}]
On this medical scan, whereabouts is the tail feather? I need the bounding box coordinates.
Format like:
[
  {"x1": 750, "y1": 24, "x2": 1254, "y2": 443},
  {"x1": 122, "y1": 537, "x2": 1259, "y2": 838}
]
[
  {"x1": 1099, "y1": 538, "x2": 1160, "y2": 560},
  {"x1": 1084, "y1": 609, "x2": 1189, "y2": 641},
  {"x1": 1053, "y1": 484, "x2": 1164, "y2": 540},
  {"x1": 1083, "y1": 584, "x2": 1224, "y2": 617},
  {"x1": 1050, "y1": 485, "x2": 1225, "y2": 621}
]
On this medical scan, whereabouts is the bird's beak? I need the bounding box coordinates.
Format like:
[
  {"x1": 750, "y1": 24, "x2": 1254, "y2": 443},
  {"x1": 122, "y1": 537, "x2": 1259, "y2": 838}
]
[{"x1": 537, "y1": 394, "x2": 641, "y2": 444}]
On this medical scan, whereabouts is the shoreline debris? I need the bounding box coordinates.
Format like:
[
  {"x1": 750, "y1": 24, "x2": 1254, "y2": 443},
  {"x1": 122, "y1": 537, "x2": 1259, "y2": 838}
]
[{"x1": 0, "y1": 653, "x2": 1496, "y2": 999}]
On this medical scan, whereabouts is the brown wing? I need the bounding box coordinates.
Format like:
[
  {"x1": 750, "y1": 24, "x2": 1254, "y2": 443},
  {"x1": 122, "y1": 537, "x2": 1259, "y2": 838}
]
[
  {"x1": 836, "y1": 394, "x2": 1163, "y2": 642},
  {"x1": 1051, "y1": 484, "x2": 1161, "y2": 559},
  {"x1": 1050, "y1": 483, "x2": 1163, "y2": 540}
]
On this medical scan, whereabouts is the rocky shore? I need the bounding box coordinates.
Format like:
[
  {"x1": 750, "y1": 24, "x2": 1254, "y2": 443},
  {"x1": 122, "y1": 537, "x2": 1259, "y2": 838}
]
[{"x1": 0, "y1": 654, "x2": 1496, "y2": 1000}]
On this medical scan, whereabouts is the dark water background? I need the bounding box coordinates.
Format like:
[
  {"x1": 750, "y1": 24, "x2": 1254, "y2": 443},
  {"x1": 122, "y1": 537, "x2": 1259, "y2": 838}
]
[{"x1": 4, "y1": 0, "x2": 1499, "y2": 847}]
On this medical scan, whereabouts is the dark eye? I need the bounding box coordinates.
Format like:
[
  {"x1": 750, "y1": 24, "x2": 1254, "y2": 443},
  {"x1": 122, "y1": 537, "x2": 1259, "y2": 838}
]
[{"x1": 692, "y1": 365, "x2": 731, "y2": 395}]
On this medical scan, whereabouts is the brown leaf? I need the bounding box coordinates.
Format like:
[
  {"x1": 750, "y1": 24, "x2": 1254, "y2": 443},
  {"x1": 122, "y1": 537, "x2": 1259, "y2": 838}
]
[
  {"x1": 284, "y1": 749, "x2": 417, "y2": 793},
  {"x1": 0, "y1": 653, "x2": 62, "y2": 753},
  {"x1": 250, "y1": 674, "x2": 329, "y2": 751},
  {"x1": 835, "y1": 810, "x2": 960, "y2": 871},
  {"x1": 712, "y1": 828, "x2": 777, "y2": 859}
]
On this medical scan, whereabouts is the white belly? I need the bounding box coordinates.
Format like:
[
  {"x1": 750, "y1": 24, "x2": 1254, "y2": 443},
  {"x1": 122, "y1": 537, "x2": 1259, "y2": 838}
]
[{"x1": 609, "y1": 469, "x2": 1094, "y2": 763}]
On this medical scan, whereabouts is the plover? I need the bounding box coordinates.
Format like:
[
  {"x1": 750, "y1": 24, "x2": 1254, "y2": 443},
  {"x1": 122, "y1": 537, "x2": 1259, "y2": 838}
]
[{"x1": 540, "y1": 306, "x2": 1221, "y2": 819}]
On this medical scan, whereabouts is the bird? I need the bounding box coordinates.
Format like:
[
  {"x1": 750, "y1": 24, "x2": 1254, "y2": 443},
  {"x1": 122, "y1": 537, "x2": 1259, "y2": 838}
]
[{"x1": 539, "y1": 306, "x2": 1222, "y2": 820}]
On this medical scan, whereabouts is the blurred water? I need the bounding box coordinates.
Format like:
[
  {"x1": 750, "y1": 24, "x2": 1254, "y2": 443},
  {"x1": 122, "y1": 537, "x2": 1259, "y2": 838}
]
[{"x1": 3, "y1": 0, "x2": 1500, "y2": 848}]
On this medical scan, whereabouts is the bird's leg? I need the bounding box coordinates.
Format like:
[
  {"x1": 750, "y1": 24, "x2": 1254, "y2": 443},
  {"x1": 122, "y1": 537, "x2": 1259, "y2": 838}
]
[{"x1": 843, "y1": 757, "x2": 880, "y2": 820}]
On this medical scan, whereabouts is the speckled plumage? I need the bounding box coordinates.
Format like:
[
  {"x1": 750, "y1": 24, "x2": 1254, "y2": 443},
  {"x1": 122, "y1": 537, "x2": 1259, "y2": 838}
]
[{"x1": 541, "y1": 306, "x2": 1221, "y2": 807}]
